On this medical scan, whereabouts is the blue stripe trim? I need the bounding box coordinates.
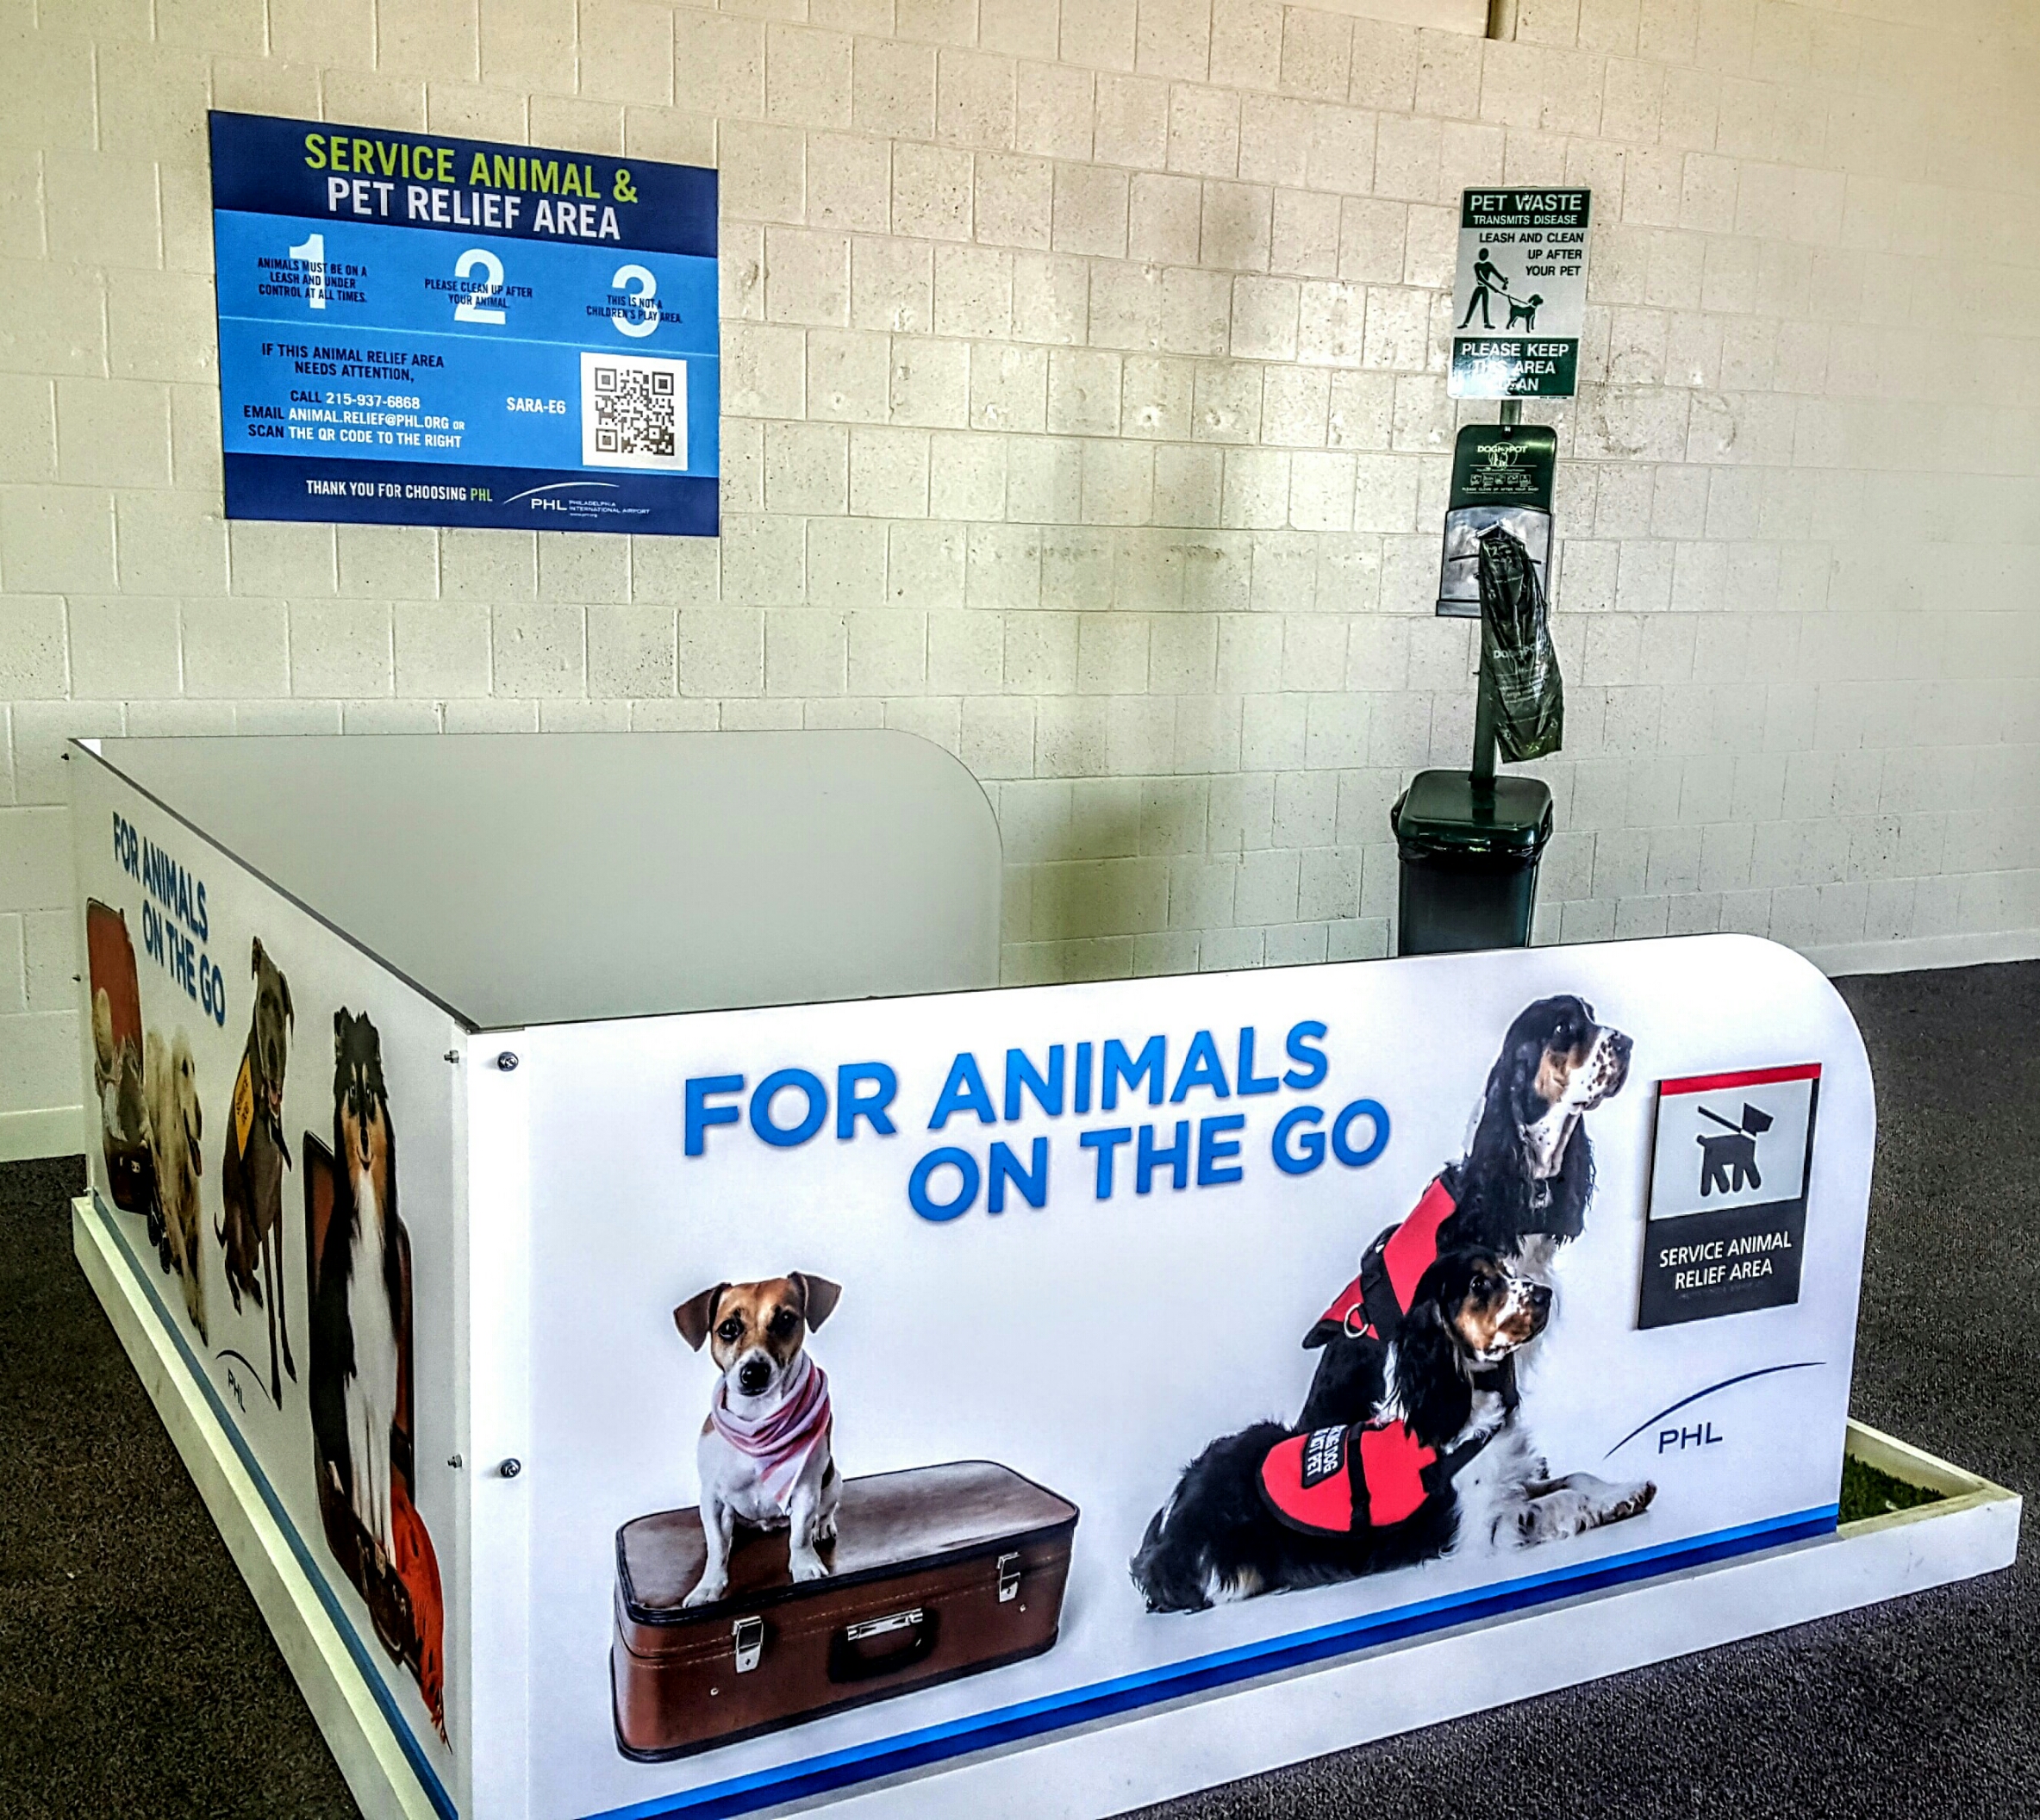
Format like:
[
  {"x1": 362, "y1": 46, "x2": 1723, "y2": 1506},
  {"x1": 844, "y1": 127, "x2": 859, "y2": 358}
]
[
  {"x1": 90, "y1": 1196, "x2": 459, "y2": 1820},
  {"x1": 583, "y1": 1502, "x2": 1837, "y2": 1820}
]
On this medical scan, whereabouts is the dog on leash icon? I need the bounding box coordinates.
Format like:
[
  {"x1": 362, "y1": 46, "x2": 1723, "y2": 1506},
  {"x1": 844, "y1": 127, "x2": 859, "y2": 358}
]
[{"x1": 1695, "y1": 1102, "x2": 1774, "y2": 1197}]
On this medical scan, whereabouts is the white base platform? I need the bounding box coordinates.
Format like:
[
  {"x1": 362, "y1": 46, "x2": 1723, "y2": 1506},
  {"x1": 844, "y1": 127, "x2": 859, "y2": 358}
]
[{"x1": 77, "y1": 1194, "x2": 2021, "y2": 1820}]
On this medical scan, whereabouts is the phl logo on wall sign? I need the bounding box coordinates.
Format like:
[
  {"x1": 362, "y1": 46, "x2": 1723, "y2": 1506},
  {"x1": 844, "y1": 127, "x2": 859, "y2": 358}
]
[{"x1": 1639, "y1": 1064, "x2": 1821, "y2": 1328}]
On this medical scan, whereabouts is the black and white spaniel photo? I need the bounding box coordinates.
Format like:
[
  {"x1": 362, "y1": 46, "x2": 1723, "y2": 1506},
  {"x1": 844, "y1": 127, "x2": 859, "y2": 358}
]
[
  {"x1": 1298, "y1": 994, "x2": 1631, "y2": 1431},
  {"x1": 1131, "y1": 1247, "x2": 1651, "y2": 1612},
  {"x1": 1131, "y1": 992, "x2": 1653, "y2": 1617}
]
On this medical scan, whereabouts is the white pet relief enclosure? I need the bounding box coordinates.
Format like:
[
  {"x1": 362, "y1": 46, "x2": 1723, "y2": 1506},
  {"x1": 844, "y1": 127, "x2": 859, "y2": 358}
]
[{"x1": 68, "y1": 732, "x2": 2016, "y2": 1820}]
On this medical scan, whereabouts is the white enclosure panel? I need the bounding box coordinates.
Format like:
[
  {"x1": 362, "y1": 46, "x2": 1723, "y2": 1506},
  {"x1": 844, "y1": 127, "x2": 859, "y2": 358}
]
[
  {"x1": 84, "y1": 732, "x2": 1003, "y2": 1030},
  {"x1": 508, "y1": 934, "x2": 1874, "y2": 1820},
  {"x1": 70, "y1": 745, "x2": 465, "y2": 1813}
]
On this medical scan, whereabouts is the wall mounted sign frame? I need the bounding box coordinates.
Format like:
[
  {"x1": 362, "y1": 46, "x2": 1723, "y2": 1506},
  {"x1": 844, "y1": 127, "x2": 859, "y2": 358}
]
[{"x1": 209, "y1": 112, "x2": 719, "y2": 536}]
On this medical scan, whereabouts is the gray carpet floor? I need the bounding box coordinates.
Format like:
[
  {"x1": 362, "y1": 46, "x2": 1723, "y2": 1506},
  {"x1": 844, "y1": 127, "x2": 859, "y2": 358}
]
[{"x1": 1, "y1": 963, "x2": 2032, "y2": 1819}]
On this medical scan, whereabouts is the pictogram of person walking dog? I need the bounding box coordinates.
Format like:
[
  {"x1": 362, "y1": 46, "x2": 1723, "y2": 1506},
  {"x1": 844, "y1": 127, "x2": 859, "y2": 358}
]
[{"x1": 1458, "y1": 242, "x2": 1543, "y2": 333}]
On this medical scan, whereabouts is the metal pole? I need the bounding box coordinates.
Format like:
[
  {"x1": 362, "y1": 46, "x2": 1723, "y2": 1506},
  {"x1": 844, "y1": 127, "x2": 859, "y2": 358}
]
[{"x1": 1470, "y1": 664, "x2": 1498, "y2": 790}]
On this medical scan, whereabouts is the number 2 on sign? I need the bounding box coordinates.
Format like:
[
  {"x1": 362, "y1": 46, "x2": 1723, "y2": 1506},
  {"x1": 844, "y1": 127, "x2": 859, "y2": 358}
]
[
  {"x1": 453, "y1": 247, "x2": 506, "y2": 324},
  {"x1": 288, "y1": 233, "x2": 326, "y2": 310}
]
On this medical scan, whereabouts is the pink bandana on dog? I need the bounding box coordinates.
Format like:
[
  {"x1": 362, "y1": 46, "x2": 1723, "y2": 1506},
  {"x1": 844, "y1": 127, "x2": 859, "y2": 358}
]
[{"x1": 709, "y1": 1352, "x2": 832, "y2": 1512}]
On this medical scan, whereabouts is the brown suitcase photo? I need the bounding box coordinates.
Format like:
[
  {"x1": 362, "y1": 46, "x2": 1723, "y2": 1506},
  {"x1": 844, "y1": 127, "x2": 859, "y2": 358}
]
[{"x1": 612, "y1": 1461, "x2": 1079, "y2": 1760}]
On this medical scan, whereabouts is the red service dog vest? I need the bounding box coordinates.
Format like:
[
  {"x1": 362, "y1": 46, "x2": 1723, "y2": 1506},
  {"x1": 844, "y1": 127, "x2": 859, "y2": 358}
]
[
  {"x1": 1257, "y1": 1420, "x2": 1439, "y2": 1532},
  {"x1": 1258, "y1": 1361, "x2": 1515, "y2": 1535},
  {"x1": 1318, "y1": 1175, "x2": 1458, "y2": 1344}
]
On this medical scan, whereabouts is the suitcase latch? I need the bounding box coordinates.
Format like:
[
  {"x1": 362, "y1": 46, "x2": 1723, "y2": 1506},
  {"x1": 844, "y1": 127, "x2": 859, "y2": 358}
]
[
  {"x1": 997, "y1": 1551, "x2": 1021, "y2": 1603},
  {"x1": 732, "y1": 1615, "x2": 764, "y2": 1673}
]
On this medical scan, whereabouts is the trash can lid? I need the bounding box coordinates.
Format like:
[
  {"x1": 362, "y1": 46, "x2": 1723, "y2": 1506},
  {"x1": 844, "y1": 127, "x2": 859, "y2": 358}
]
[{"x1": 1392, "y1": 770, "x2": 1553, "y2": 854}]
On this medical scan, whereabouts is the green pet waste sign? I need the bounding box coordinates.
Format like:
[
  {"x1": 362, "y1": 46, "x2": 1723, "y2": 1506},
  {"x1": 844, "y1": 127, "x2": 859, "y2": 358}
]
[
  {"x1": 209, "y1": 111, "x2": 719, "y2": 536},
  {"x1": 1449, "y1": 190, "x2": 1591, "y2": 400}
]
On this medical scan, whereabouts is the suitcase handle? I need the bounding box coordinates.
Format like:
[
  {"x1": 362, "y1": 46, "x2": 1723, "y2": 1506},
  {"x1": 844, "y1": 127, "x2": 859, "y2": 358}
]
[{"x1": 827, "y1": 1606, "x2": 939, "y2": 1683}]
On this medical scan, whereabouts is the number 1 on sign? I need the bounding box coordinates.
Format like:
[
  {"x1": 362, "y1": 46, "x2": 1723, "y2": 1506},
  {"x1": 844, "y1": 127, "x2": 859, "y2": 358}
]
[{"x1": 288, "y1": 233, "x2": 326, "y2": 311}]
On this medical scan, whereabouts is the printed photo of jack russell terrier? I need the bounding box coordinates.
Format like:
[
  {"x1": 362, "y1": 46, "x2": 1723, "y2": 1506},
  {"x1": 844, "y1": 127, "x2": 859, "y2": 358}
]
[{"x1": 674, "y1": 1274, "x2": 843, "y2": 1609}]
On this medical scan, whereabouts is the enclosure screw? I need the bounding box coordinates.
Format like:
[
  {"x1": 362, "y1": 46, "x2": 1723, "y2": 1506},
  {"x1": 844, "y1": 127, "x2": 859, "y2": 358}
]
[
  {"x1": 499, "y1": 1457, "x2": 522, "y2": 1479},
  {"x1": 447, "y1": 1454, "x2": 463, "y2": 1469},
  {"x1": 444, "y1": 1050, "x2": 460, "y2": 1063},
  {"x1": 496, "y1": 1051, "x2": 520, "y2": 1071}
]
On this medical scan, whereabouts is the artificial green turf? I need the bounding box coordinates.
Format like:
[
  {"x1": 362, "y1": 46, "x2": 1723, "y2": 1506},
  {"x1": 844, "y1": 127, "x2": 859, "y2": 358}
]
[{"x1": 1839, "y1": 1452, "x2": 1946, "y2": 1524}]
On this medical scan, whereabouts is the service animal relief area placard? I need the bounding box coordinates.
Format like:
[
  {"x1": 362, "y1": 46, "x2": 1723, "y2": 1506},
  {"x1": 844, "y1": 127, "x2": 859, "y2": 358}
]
[
  {"x1": 209, "y1": 111, "x2": 718, "y2": 536},
  {"x1": 1449, "y1": 189, "x2": 1590, "y2": 400},
  {"x1": 1640, "y1": 1064, "x2": 1820, "y2": 1328}
]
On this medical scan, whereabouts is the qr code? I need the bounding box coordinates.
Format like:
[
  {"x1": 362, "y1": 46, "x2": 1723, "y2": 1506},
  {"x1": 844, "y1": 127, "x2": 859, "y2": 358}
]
[{"x1": 580, "y1": 352, "x2": 689, "y2": 471}]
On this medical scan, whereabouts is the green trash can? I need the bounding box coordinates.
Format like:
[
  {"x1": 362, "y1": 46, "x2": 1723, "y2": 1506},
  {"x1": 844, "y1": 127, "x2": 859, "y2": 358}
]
[{"x1": 1390, "y1": 769, "x2": 1553, "y2": 957}]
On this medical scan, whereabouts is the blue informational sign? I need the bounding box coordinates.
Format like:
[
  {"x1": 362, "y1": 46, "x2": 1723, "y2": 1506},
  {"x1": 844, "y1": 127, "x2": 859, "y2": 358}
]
[{"x1": 209, "y1": 111, "x2": 718, "y2": 537}]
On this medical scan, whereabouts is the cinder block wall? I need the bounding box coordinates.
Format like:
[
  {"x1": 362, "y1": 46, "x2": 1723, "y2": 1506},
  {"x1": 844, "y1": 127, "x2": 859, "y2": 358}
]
[{"x1": 3, "y1": 0, "x2": 2038, "y2": 1145}]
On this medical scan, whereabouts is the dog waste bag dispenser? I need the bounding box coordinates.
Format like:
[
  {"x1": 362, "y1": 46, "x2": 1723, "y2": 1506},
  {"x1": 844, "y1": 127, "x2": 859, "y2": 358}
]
[
  {"x1": 1396, "y1": 494, "x2": 1558, "y2": 957},
  {"x1": 1402, "y1": 188, "x2": 1589, "y2": 960},
  {"x1": 1394, "y1": 513, "x2": 1563, "y2": 956}
]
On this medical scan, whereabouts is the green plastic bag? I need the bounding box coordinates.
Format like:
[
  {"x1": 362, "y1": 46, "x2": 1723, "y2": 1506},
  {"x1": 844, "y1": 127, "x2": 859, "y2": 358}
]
[{"x1": 1476, "y1": 525, "x2": 1563, "y2": 762}]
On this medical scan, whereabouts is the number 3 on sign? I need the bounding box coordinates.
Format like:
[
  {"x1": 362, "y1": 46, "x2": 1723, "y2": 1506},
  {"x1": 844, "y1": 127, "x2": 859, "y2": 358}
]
[
  {"x1": 611, "y1": 264, "x2": 658, "y2": 340},
  {"x1": 454, "y1": 248, "x2": 506, "y2": 324}
]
